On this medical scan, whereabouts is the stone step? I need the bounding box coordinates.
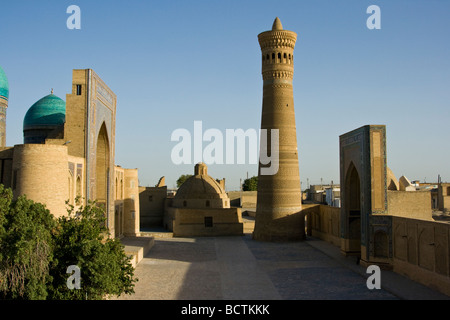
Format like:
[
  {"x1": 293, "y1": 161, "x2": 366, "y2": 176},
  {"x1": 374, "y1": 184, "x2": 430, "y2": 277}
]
[
  {"x1": 121, "y1": 236, "x2": 155, "y2": 267},
  {"x1": 138, "y1": 231, "x2": 173, "y2": 238}
]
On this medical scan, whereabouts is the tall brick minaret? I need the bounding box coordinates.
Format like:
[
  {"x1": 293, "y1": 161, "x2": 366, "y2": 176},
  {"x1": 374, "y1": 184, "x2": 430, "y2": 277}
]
[
  {"x1": 253, "y1": 18, "x2": 304, "y2": 241},
  {"x1": 0, "y1": 66, "x2": 9, "y2": 147}
]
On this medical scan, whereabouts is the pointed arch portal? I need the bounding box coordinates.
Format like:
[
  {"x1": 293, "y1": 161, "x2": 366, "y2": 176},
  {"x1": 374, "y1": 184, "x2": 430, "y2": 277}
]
[
  {"x1": 96, "y1": 122, "x2": 110, "y2": 214},
  {"x1": 344, "y1": 162, "x2": 361, "y2": 254},
  {"x1": 339, "y1": 125, "x2": 390, "y2": 265}
]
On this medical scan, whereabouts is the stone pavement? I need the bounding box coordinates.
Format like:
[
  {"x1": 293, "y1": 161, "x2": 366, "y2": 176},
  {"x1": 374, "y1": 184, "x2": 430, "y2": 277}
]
[{"x1": 114, "y1": 230, "x2": 450, "y2": 300}]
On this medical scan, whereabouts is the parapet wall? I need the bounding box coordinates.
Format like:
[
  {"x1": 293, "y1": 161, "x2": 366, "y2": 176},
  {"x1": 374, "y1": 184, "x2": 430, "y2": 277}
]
[
  {"x1": 305, "y1": 204, "x2": 340, "y2": 246},
  {"x1": 306, "y1": 203, "x2": 450, "y2": 296},
  {"x1": 393, "y1": 216, "x2": 450, "y2": 296}
]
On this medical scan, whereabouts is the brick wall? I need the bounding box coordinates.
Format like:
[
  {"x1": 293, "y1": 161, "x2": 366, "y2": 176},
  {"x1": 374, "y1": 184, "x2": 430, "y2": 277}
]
[
  {"x1": 387, "y1": 190, "x2": 432, "y2": 220},
  {"x1": 393, "y1": 217, "x2": 450, "y2": 296},
  {"x1": 12, "y1": 144, "x2": 68, "y2": 217}
]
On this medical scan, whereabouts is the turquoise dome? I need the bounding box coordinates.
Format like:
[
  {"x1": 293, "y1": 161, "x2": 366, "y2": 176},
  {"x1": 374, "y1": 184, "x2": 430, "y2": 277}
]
[
  {"x1": 0, "y1": 66, "x2": 9, "y2": 100},
  {"x1": 23, "y1": 93, "x2": 66, "y2": 131}
]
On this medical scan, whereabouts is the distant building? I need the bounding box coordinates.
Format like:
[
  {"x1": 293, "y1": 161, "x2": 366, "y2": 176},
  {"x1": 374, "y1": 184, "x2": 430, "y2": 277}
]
[
  {"x1": 139, "y1": 183, "x2": 167, "y2": 229},
  {"x1": 399, "y1": 176, "x2": 416, "y2": 191},
  {"x1": 163, "y1": 163, "x2": 243, "y2": 237},
  {"x1": 306, "y1": 184, "x2": 341, "y2": 207},
  {"x1": 438, "y1": 182, "x2": 450, "y2": 212},
  {"x1": 325, "y1": 186, "x2": 341, "y2": 207}
]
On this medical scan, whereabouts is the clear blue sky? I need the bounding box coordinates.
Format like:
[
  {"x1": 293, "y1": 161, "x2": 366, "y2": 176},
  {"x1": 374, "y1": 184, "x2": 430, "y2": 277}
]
[{"x1": 1, "y1": 0, "x2": 449, "y2": 190}]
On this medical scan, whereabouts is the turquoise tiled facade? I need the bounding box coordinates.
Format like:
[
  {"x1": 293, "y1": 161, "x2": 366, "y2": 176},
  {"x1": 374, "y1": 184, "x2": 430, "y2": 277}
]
[{"x1": 0, "y1": 66, "x2": 9, "y2": 100}]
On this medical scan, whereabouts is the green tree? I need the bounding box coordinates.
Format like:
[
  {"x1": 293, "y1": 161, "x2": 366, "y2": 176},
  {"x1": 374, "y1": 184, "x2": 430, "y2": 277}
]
[
  {"x1": 0, "y1": 185, "x2": 56, "y2": 299},
  {"x1": 0, "y1": 184, "x2": 137, "y2": 300},
  {"x1": 48, "y1": 200, "x2": 137, "y2": 300},
  {"x1": 177, "y1": 174, "x2": 193, "y2": 188},
  {"x1": 242, "y1": 176, "x2": 258, "y2": 191}
]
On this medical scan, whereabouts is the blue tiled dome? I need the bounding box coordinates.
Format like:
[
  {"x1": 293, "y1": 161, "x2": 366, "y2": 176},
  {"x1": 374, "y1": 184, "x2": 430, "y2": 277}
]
[{"x1": 23, "y1": 93, "x2": 66, "y2": 131}]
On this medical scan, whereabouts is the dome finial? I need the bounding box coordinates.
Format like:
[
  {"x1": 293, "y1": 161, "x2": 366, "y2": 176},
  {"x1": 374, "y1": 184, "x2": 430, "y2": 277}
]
[
  {"x1": 272, "y1": 17, "x2": 283, "y2": 30},
  {"x1": 51, "y1": 88, "x2": 54, "y2": 95},
  {"x1": 195, "y1": 162, "x2": 208, "y2": 175}
]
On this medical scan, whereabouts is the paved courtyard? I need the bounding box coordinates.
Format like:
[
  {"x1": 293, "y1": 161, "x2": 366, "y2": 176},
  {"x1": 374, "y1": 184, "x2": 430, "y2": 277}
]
[{"x1": 115, "y1": 226, "x2": 449, "y2": 300}]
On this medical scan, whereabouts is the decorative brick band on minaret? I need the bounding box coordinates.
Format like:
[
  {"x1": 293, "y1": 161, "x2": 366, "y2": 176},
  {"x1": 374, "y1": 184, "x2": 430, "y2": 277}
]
[
  {"x1": 253, "y1": 18, "x2": 305, "y2": 241},
  {"x1": 0, "y1": 66, "x2": 9, "y2": 147},
  {"x1": 0, "y1": 99, "x2": 7, "y2": 147}
]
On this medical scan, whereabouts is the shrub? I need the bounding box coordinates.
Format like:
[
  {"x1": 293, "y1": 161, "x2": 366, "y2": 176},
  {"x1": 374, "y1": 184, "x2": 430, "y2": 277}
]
[{"x1": 0, "y1": 185, "x2": 137, "y2": 300}]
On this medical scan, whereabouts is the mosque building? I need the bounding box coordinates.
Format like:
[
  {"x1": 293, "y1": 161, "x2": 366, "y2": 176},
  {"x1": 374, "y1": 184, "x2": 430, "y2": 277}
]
[{"x1": 0, "y1": 67, "x2": 140, "y2": 238}]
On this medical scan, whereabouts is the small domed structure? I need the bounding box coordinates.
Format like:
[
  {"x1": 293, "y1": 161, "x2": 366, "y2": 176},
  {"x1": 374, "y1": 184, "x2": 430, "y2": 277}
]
[
  {"x1": 173, "y1": 163, "x2": 230, "y2": 209},
  {"x1": 23, "y1": 92, "x2": 66, "y2": 144},
  {"x1": 165, "y1": 163, "x2": 242, "y2": 236}
]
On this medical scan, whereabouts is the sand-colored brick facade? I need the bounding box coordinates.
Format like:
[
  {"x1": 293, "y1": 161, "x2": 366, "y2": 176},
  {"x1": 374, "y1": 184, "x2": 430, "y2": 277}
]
[
  {"x1": 387, "y1": 190, "x2": 433, "y2": 220},
  {"x1": 12, "y1": 144, "x2": 69, "y2": 217},
  {"x1": 438, "y1": 183, "x2": 450, "y2": 212},
  {"x1": 0, "y1": 68, "x2": 139, "y2": 237}
]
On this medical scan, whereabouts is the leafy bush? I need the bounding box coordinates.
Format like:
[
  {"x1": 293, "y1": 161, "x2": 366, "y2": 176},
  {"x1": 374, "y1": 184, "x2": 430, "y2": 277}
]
[
  {"x1": 0, "y1": 185, "x2": 137, "y2": 300},
  {"x1": 48, "y1": 200, "x2": 137, "y2": 300},
  {"x1": 0, "y1": 185, "x2": 55, "y2": 299}
]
